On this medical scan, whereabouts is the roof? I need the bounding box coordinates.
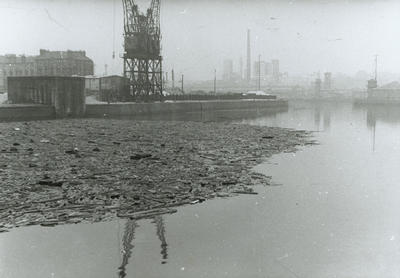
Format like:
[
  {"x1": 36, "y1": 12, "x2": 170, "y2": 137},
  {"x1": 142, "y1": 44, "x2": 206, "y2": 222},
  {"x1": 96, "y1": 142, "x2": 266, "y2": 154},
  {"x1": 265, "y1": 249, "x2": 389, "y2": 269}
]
[
  {"x1": 36, "y1": 49, "x2": 92, "y2": 61},
  {"x1": 8, "y1": 76, "x2": 85, "y2": 81},
  {"x1": 100, "y1": 75, "x2": 127, "y2": 79},
  {"x1": 0, "y1": 49, "x2": 93, "y2": 64},
  {"x1": 0, "y1": 55, "x2": 35, "y2": 64}
]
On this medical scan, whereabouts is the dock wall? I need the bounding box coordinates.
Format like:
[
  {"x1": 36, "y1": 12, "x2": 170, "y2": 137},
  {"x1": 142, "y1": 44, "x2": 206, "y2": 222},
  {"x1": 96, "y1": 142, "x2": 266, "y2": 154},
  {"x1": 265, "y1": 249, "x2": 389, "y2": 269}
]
[
  {"x1": 0, "y1": 99, "x2": 288, "y2": 121},
  {"x1": 353, "y1": 98, "x2": 400, "y2": 106},
  {"x1": 85, "y1": 99, "x2": 288, "y2": 117},
  {"x1": 0, "y1": 105, "x2": 55, "y2": 121}
]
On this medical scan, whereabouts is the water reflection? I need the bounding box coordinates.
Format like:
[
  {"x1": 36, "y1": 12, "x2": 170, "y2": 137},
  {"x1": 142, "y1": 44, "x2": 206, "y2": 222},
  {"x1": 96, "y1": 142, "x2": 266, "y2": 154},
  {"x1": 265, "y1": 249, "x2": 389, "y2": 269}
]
[
  {"x1": 366, "y1": 110, "x2": 376, "y2": 151},
  {"x1": 314, "y1": 107, "x2": 321, "y2": 130},
  {"x1": 323, "y1": 110, "x2": 331, "y2": 131},
  {"x1": 86, "y1": 107, "x2": 288, "y2": 123},
  {"x1": 153, "y1": 216, "x2": 168, "y2": 263},
  {"x1": 313, "y1": 106, "x2": 331, "y2": 131},
  {"x1": 118, "y1": 216, "x2": 168, "y2": 278},
  {"x1": 356, "y1": 104, "x2": 400, "y2": 151},
  {"x1": 355, "y1": 104, "x2": 400, "y2": 126},
  {"x1": 118, "y1": 220, "x2": 138, "y2": 278}
]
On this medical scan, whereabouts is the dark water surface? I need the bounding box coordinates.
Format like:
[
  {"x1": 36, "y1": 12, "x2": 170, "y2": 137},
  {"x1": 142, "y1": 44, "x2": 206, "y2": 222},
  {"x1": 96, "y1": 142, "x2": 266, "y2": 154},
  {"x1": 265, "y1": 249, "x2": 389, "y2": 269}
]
[{"x1": 2, "y1": 101, "x2": 400, "y2": 278}]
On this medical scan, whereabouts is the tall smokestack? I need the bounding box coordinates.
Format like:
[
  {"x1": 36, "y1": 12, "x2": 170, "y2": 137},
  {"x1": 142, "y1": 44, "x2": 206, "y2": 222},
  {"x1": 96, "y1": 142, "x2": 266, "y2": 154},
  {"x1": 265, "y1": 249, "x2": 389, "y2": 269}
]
[
  {"x1": 246, "y1": 29, "x2": 251, "y2": 82},
  {"x1": 172, "y1": 69, "x2": 175, "y2": 88}
]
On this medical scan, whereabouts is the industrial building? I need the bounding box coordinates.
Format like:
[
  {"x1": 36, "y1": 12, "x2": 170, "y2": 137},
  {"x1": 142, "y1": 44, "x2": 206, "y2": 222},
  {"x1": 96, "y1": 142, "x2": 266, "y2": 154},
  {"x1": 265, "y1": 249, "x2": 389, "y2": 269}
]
[
  {"x1": 272, "y1": 59, "x2": 280, "y2": 82},
  {"x1": 314, "y1": 78, "x2": 322, "y2": 96},
  {"x1": 98, "y1": 75, "x2": 129, "y2": 103},
  {"x1": 265, "y1": 62, "x2": 272, "y2": 76},
  {"x1": 222, "y1": 59, "x2": 234, "y2": 81},
  {"x1": 367, "y1": 88, "x2": 400, "y2": 101},
  {"x1": 365, "y1": 81, "x2": 400, "y2": 102},
  {"x1": 85, "y1": 76, "x2": 101, "y2": 96},
  {"x1": 253, "y1": 60, "x2": 269, "y2": 80},
  {"x1": 323, "y1": 72, "x2": 332, "y2": 90},
  {"x1": 84, "y1": 75, "x2": 131, "y2": 103},
  {"x1": 0, "y1": 49, "x2": 94, "y2": 93},
  {"x1": 35, "y1": 49, "x2": 93, "y2": 76},
  {"x1": 7, "y1": 76, "x2": 86, "y2": 116},
  {"x1": 239, "y1": 57, "x2": 243, "y2": 80}
]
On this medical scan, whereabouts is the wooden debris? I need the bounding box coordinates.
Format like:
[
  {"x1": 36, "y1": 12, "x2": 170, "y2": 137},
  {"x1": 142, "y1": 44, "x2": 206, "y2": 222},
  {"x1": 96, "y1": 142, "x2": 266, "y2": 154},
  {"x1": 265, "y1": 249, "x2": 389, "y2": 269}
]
[{"x1": 0, "y1": 119, "x2": 311, "y2": 232}]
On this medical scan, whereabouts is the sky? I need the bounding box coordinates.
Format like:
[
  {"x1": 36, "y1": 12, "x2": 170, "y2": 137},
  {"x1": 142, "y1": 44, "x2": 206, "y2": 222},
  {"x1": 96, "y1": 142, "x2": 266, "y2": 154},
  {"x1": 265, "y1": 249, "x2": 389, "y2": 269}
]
[{"x1": 0, "y1": 0, "x2": 399, "y2": 81}]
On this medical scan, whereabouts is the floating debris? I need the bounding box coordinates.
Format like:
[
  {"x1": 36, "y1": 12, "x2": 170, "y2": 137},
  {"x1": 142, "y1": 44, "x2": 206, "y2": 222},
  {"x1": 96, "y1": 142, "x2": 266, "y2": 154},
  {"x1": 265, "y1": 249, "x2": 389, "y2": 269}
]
[
  {"x1": 130, "y1": 153, "x2": 152, "y2": 160},
  {"x1": 0, "y1": 119, "x2": 313, "y2": 232}
]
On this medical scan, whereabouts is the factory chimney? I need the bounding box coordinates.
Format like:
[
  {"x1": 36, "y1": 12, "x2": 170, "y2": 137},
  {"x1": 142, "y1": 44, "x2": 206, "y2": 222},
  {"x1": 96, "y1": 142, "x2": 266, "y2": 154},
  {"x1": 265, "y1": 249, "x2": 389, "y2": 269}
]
[{"x1": 246, "y1": 29, "x2": 251, "y2": 83}]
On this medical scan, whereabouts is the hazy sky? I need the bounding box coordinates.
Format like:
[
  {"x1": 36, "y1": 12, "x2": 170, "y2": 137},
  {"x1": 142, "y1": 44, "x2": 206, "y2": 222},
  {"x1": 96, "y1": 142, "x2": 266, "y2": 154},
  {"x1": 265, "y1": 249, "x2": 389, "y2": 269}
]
[{"x1": 0, "y1": 0, "x2": 399, "y2": 80}]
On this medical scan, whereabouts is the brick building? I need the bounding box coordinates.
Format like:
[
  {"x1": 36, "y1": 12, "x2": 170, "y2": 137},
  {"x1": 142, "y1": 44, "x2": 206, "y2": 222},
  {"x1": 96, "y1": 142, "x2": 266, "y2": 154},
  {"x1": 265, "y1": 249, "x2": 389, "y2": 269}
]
[{"x1": 0, "y1": 49, "x2": 94, "y2": 93}]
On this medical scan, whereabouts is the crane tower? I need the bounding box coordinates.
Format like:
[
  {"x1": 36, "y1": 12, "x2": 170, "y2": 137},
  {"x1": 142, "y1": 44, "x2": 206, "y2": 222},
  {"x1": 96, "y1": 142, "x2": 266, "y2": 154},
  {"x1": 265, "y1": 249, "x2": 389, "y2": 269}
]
[{"x1": 122, "y1": 0, "x2": 163, "y2": 101}]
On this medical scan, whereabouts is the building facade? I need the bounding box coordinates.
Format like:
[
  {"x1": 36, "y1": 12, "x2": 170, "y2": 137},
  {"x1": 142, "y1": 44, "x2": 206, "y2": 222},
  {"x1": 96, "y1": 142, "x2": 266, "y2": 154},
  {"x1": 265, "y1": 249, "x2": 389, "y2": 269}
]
[
  {"x1": 323, "y1": 72, "x2": 332, "y2": 90},
  {"x1": 98, "y1": 75, "x2": 129, "y2": 102},
  {"x1": 0, "y1": 49, "x2": 94, "y2": 93},
  {"x1": 253, "y1": 60, "x2": 269, "y2": 80},
  {"x1": 85, "y1": 76, "x2": 101, "y2": 95},
  {"x1": 8, "y1": 76, "x2": 86, "y2": 116},
  {"x1": 222, "y1": 59, "x2": 234, "y2": 81},
  {"x1": 272, "y1": 59, "x2": 280, "y2": 82},
  {"x1": 368, "y1": 88, "x2": 400, "y2": 101}
]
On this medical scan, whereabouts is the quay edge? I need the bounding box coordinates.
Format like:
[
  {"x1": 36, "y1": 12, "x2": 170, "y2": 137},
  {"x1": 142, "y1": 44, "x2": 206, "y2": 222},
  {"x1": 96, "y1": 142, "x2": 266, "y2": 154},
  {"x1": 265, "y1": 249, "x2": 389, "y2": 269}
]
[{"x1": 0, "y1": 99, "x2": 288, "y2": 121}]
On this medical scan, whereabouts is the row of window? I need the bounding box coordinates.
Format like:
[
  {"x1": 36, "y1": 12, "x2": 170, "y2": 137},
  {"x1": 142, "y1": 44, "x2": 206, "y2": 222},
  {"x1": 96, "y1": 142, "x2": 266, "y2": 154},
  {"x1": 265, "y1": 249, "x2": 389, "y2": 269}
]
[
  {"x1": 2, "y1": 67, "x2": 93, "y2": 77},
  {"x1": 1, "y1": 60, "x2": 93, "y2": 77}
]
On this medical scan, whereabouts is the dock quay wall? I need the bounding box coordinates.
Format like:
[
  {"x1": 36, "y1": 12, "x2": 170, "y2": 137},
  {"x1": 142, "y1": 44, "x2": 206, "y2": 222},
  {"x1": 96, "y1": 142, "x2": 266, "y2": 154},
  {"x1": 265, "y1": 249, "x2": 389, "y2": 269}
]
[
  {"x1": 353, "y1": 98, "x2": 400, "y2": 106},
  {"x1": 85, "y1": 100, "x2": 288, "y2": 117},
  {"x1": 0, "y1": 99, "x2": 288, "y2": 121},
  {"x1": 0, "y1": 105, "x2": 55, "y2": 121}
]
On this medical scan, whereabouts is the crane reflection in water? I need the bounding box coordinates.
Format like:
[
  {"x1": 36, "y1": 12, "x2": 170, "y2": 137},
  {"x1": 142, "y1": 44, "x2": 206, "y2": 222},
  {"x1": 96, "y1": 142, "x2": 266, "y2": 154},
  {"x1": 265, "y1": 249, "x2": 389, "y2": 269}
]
[{"x1": 117, "y1": 216, "x2": 168, "y2": 278}]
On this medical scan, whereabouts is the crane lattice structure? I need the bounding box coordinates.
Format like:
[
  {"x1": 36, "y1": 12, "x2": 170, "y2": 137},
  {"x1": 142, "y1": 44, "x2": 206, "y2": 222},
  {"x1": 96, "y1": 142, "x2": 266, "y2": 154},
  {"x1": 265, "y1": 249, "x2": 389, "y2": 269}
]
[{"x1": 122, "y1": 0, "x2": 163, "y2": 101}]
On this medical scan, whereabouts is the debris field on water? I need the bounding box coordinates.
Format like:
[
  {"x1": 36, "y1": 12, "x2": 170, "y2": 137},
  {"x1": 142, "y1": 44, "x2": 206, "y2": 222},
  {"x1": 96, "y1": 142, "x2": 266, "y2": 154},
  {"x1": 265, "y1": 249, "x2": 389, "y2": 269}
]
[{"x1": 0, "y1": 119, "x2": 313, "y2": 232}]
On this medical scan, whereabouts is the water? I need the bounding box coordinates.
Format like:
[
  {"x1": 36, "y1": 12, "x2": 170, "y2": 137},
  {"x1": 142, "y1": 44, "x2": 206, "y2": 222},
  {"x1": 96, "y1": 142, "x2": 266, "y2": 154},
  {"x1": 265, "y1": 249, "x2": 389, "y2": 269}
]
[{"x1": 1, "y1": 101, "x2": 400, "y2": 278}]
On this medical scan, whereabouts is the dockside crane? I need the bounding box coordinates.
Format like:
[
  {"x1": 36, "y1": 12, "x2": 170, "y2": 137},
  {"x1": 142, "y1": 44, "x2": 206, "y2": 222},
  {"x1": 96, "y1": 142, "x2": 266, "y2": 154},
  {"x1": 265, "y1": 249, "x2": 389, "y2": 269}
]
[{"x1": 122, "y1": 0, "x2": 163, "y2": 101}]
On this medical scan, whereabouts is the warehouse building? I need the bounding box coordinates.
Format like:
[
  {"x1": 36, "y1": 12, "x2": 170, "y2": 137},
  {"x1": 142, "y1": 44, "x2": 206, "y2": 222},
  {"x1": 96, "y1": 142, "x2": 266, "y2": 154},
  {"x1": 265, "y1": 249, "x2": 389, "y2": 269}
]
[
  {"x1": 8, "y1": 76, "x2": 86, "y2": 117},
  {"x1": 98, "y1": 75, "x2": 129, "y2": 102},
  {"x1": 0, "y1": 49, "x2": 94, "y2": 93}
]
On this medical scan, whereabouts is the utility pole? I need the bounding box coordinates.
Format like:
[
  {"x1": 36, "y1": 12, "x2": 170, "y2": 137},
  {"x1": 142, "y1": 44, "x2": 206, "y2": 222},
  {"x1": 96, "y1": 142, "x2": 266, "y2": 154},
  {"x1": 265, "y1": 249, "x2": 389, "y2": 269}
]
[
  {"x1": 181, "y1": 74, "x2": 184, "y2": 94},
  {"x1": 374, "y1": 54, "x2": 378, "y2": 82},
  {"x1": 258, "y1": 54, "x2": 261, "y2": 91},
  {"x1": 112, "y1": 0, "x2": 116, "y2": 59},
  {"x1": 104, "y1": 64, "x2": 108, "y2": 76},
  {"x1": 214, "y1": 69, "x2": 217, "y2": 95}
]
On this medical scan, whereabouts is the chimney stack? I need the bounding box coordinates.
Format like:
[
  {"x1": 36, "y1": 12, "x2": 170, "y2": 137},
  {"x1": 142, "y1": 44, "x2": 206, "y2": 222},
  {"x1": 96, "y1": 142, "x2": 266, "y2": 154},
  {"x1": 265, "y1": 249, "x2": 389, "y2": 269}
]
[{"x1": 246, "y1": 29, "x2": 251, "y2": 83}]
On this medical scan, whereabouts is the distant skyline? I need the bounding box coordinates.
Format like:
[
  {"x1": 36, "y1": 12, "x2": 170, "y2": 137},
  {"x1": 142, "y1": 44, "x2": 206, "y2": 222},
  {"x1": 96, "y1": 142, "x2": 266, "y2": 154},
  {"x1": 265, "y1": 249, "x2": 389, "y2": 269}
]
[{"x1": 0, "y1": 0, "x2": 399, "y2": 81}]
